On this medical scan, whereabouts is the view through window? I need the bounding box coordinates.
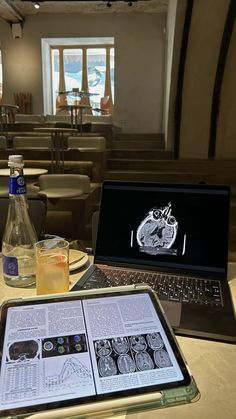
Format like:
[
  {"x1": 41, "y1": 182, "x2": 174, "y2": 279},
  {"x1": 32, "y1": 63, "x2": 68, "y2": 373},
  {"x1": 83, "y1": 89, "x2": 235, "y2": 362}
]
[{"x1": 50, "y1": 41, "x2": 114, "y2": 115}]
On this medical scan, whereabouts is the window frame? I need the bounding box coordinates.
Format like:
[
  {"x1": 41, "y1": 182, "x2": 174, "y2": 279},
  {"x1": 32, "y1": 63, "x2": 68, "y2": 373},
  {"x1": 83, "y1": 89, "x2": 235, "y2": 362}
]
[{"x1": 42, "y1": 38, "x2": 114, "y2": 115}]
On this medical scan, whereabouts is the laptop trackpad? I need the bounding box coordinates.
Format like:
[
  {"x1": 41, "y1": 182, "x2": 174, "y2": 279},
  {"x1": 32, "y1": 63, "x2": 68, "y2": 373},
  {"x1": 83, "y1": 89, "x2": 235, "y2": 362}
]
[{"x1": 160, "y1": 300, "x2": 182, "y2": 327}]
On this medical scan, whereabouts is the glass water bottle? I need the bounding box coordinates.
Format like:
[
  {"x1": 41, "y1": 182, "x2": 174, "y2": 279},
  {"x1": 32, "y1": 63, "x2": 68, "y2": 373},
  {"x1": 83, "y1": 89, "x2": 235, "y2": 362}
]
[{"x1": 2, "y1": 155, "x2": 37, "y2": 287}]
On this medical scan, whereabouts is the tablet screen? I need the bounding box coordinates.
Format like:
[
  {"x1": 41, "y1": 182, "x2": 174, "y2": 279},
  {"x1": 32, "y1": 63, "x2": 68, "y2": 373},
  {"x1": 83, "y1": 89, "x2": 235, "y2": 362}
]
[{"x1": 0, "y1": 288, "x2": 191, "y2": 417}]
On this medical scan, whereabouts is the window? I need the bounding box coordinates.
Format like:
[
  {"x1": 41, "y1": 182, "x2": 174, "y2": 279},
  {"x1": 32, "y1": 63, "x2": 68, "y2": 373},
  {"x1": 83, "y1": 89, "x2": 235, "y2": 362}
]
[{"x1": 42, "y1": 38, "x2": 114, "y2": 115}]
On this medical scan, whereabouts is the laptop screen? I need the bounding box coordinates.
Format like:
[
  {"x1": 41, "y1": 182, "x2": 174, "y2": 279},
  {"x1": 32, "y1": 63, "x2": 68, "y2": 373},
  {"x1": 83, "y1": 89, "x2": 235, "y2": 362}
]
[{"x1": 95, "y1": 181, "x2": 230, "y2": 277}]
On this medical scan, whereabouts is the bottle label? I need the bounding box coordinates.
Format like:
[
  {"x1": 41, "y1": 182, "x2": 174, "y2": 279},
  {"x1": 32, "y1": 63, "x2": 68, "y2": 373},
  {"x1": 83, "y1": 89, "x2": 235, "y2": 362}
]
[
  {"x1": 2, "y1": 256, "x2": 19, "y2": 276},
  {"x1": 9, "y1": 176, "x2": 26, "y2": 195}
]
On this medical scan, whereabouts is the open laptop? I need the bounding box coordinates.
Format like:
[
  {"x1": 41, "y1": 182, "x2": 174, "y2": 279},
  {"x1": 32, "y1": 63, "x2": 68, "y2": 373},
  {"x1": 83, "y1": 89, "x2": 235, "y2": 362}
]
[{"x1": 71, "y1": 181, "x2": 236, "y2": 343}]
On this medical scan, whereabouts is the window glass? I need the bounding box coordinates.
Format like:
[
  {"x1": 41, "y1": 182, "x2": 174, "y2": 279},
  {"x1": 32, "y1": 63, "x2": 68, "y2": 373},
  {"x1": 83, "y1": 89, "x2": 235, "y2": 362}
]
[
  {"x1": 43, "y1": 38, "x2": 114, "y2": 114},
  {"x1": 50, "y1": 40, "x2": 114, "y2": 114},
  {"x1": 87, "y1": 48, "x2": 106, "y2": 109},
  {"x1": 110, "y1": 47, "x2": 115, "y2": 99},
  {"x1": 63, "y1": 48, "x2": 83, "y2": 97},
  {"x1": 51, "y1": 49, "x2": 59, "y2": 114}
]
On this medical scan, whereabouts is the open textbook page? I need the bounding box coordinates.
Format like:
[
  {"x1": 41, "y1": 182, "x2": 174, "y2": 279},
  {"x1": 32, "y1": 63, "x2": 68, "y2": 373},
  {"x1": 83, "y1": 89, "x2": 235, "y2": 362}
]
[
  {"x1": 83, "y1": 293, "x2": 184, "y2": 394},
  {"x1": 0, "y1": 290, "x2": 189, "y2": 414}
]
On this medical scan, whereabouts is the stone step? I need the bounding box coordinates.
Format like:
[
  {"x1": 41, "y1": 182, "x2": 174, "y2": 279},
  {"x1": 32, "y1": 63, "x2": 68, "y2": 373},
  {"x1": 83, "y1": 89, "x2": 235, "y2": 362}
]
[
  {"x1": 110, "y1": 149, "x2": 173, "y2": 159},
  {"x1": 106, "y1": 159, "x2": 167, "y2": 170},
  {"x1": 104, "y1": 170, "x2": 236, "y2": 185},
  {"x1": 112, "y1": 140, "x2": 165, "y2": 149},
  {"x1": 107, "y1": 158, "x2": 236, "y2": 173},
  {"x1": 107, "y1": 159, "x2": 173, "y2": 170},
  {"x1": 115, "y1": 133, "x2": 164, "y2": 141}
]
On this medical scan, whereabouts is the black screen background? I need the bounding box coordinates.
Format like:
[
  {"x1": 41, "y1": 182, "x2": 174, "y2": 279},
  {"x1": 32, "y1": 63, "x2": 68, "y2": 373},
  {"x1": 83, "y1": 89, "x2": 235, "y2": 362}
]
[{"x1": 95, "y1": 183, "x2": 230, "y2": 275}]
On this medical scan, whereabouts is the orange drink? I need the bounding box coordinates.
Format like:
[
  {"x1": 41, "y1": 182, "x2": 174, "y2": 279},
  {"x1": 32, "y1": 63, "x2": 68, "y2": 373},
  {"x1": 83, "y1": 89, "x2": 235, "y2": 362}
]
[{"x1": 35, "y1": 239, "x2": 69, "y2": 295}]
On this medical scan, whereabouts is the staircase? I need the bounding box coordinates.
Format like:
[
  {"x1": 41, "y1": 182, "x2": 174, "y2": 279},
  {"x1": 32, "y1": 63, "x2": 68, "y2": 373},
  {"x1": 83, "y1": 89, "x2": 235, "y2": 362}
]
[
  {"x1": 105, "y1": 133, "x2": 236, "y2": 185},
  {"x1": 105, "y1": 133, "x2": 172, "y2": 181}
]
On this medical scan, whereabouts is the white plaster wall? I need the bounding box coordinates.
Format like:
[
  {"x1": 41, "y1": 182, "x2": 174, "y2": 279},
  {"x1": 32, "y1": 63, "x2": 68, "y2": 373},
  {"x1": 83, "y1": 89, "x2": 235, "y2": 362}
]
[
  {"x1": 179, "y1": 0, "x2": 229, "y2": 159},
  {"x1": 216, "y1": 20, "x2": 236, "y2": 159},
  {"x1": 163, "y1": 0, "x2": 177, "y2": 150},
  {"x1": 165, "y1": 0, "x2": 187, "y2": 152},
  {"x1": 0, "y1": 12, "x2": 166, "y2": 133}
]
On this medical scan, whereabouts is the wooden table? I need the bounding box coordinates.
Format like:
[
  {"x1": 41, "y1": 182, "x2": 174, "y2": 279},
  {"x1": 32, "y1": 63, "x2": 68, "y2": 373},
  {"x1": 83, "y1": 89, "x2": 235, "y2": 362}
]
[
  {"x1": 59, "y1": 104, "x2": 92, "y2": 134},
  {"x1": 0, "y1": 168, "x2": 48, "y2": 177},
  {"x1": 0, "y1": 259, "x2": 236, "y2": 419},
  {"x1": 0, "y1": 168, "x2": 48, "y2": 196},
  {"x1": 34, "y1": 127, "x2": 77, "y2": 173}
]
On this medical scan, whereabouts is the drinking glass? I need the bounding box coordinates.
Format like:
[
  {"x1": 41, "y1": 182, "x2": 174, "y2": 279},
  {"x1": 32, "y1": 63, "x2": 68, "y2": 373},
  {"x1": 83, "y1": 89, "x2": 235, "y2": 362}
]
[{"x1": 35, "y1": 239, "x2": 69, "y2": 295}]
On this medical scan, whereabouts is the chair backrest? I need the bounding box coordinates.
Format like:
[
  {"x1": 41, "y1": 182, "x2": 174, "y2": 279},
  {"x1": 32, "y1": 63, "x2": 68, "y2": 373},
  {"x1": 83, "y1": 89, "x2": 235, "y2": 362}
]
[
  {"x1": 0, "y1": 136, "x2": 7, "y2": 149},
  {"x1": 67, "y1": 136, "x2": 106, "y2": 150},
  {"x1": 38, "y1": 174, "x2": 91, "y2": 194},
  {"x1": 0, "y1": 196, "x2": 47, "y2": 245},
  {"x1": 15, "y1": 114, "x2": 45, "y2": 124},
  {"x1": 100, "y1": 95, "x2": 111, "y2": 113},
  {"x1": 83, "y1": 114, "x2": 113, "y2": 124},
  {"x1": 45, "y1": 114, "x2": 71, "y2": 124},
  {"x1": 0, "y1": 177, "x2": 9, "y2": 197},
  {"x1": 13, "y1": 136, "x2": 52, "y2": 149}
]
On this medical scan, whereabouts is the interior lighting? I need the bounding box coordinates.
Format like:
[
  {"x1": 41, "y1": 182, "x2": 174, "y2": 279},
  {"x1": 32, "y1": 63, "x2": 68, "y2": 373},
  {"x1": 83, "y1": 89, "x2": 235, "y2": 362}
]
[{"x1": 34, "y1": 2, "x2": 40, "y2": 9}]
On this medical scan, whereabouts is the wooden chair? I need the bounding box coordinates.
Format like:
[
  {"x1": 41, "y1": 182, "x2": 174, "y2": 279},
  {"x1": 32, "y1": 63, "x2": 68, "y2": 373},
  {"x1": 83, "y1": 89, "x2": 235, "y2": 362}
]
[
  {"x1": 38, "y1": 174, "x2": 91, "y2": 199},
  {"x1": 0, "y1": 136, "x2": 7, "y2": 149},
  {"x1": 67, "y1": 136, "x2": 106, "y2": 150},
  {"x1": 13, "y1": 136, "x2": 51, "y2": 149},
  {"x1": 0, "y1": 177, "x2": 8, "y2": 196},
  {"x1": 100, "y1": 95, "x2": 112, "y2": 114},
  {"x1": 37, "y1": 174, "x2": 95, "y2": 239}
]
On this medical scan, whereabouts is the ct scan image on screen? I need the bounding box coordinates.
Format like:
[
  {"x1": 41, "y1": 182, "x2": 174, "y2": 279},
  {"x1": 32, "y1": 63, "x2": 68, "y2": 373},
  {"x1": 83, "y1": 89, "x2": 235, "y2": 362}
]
[{"x1": 135, "y1": 202, "x2": 184, "y2": 257}]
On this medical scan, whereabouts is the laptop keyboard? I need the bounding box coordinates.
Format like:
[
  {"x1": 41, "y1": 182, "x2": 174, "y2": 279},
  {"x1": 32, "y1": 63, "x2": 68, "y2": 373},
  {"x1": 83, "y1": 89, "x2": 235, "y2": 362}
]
[{"x1": 82, "y1": 267, "x2": 223, "y2": 307}]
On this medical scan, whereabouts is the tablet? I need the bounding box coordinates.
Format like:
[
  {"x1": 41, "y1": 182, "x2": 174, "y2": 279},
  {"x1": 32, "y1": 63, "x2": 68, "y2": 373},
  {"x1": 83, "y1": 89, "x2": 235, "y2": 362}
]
[{"x1": 0, "y1": 285, "x2": 199, "y2": 418}]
